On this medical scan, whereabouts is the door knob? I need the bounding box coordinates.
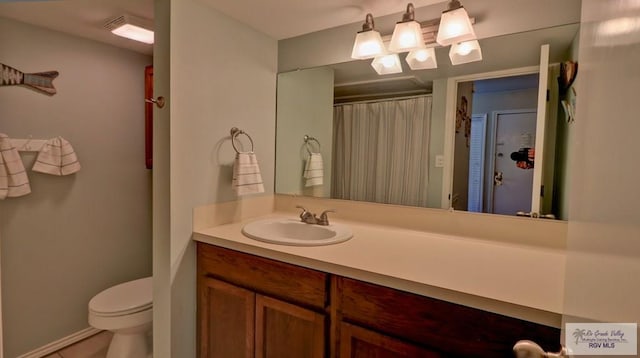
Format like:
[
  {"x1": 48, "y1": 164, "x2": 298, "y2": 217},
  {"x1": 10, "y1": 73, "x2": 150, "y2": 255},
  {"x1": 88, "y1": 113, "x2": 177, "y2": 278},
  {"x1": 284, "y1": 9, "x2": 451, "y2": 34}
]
[
  {"x1": 145, "y1": 96, "x2": 165, "y2": 108},
  {"x1": 513, "y1": 340, "x2": 567, "y2": 358},
  {"x1": 494, "y1": 171, "x2": 503, "y2": 186}
]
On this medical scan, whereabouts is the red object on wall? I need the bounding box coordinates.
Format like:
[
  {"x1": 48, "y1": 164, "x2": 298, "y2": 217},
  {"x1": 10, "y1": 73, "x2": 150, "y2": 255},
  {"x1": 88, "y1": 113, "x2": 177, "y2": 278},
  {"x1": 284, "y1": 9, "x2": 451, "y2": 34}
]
[{"x1": 144, "y1": 65, "x2": 153, "y2": 169}]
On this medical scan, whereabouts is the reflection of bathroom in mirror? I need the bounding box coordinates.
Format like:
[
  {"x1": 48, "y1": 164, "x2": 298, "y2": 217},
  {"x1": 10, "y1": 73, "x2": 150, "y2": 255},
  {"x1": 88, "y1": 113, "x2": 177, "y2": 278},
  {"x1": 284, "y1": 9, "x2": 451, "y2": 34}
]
[
  {"x1": 452, "y1": 73, "x2": 541, "y2": 216},
  {"x1": 275, "y1": 23, "x2": 579, "y2": 220}
]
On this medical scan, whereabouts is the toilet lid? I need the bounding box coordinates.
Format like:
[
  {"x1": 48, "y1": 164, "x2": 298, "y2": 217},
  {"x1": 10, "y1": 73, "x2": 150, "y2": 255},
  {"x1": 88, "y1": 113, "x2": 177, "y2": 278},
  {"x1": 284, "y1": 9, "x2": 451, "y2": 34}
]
[{"x1": 89, "y1": 277, "x2": 152, "y2": 316}]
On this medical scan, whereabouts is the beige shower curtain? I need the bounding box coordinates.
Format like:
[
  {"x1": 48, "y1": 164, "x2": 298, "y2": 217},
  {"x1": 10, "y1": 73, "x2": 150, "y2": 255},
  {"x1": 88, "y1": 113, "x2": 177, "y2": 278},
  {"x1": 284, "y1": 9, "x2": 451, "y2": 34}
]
[{"x1": 332, "y1": 95, "x2": 432, "y2": 207}]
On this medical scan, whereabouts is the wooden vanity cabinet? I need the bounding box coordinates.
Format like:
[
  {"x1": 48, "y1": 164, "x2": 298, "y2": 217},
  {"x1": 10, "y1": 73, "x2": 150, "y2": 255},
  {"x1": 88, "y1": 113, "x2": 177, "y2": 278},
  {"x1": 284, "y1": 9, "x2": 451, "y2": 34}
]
[
  {"x1": 335, "y1": 277, "x2": 560, "y2": 357},
  {"x1": 197, "y1": 243, "x2": 560, "y2": 357},
  {"x1": 339, "y1": 322, "x2": 442, "y2": 358},
  {"x1": 197, "y1": 243, "x2": 327, "y2": 358}
]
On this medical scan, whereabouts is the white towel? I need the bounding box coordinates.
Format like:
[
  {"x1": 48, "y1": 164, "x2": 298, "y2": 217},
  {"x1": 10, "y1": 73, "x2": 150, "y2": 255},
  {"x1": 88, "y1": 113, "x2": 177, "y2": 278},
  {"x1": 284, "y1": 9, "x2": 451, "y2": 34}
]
[
  {"x1": 0, "y1": 133, "x2": 31, "y2": 199},
  {"x1": 32, "y1": 136, "x2": 81, "y2": 176},
  {"x1": 232, "y1": 152, "x2": 264, "y2": 195},
  {"x1": 303, "y1": 152, "x2": 323, "y2": 187}
]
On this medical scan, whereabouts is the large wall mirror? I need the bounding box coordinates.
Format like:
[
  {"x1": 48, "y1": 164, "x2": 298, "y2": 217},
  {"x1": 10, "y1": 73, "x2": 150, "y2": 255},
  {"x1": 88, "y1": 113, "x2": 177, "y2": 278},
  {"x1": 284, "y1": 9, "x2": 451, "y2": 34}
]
[{"x1": 275, "y1": 23, "x2": 579, "y2": 220}]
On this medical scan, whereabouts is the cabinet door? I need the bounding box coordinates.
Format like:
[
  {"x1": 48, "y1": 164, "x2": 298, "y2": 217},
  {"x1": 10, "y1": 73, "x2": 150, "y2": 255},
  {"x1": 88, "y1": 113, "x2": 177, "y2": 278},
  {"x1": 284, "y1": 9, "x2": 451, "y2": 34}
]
[
  {"x1": 340, "y1": 322, "x2": 441, "y2": 358},
  {"x1": 199, "y1": 277, "x2": 255, "y2": 358},
  {"x1": 256, "y1": 294, "x2": 325, "y2": 358}
]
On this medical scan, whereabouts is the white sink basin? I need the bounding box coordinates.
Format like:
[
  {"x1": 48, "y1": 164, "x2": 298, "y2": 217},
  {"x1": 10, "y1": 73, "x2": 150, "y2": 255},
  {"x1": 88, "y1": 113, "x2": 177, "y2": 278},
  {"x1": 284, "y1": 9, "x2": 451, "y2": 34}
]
[{"x1": 241, "y1": 218, "x2": 353, "y2": 246}]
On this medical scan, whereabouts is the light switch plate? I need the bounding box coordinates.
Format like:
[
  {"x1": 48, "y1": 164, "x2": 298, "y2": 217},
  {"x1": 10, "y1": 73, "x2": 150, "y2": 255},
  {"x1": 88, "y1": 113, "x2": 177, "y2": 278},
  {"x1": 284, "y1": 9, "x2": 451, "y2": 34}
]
[{"x1": 435, "y1": 155, "x2": 445, "y2": 168}]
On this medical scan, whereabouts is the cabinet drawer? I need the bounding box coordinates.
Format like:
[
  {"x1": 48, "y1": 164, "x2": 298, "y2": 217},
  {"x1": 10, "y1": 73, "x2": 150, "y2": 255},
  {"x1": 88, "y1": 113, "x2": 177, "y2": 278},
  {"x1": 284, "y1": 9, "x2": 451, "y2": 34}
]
[
  {"x1": 197, "y1": 243, "x2": 327, "y2": 309},
  {"x1": 338, "y1": 277, "x2": 560, "y2": 357}
]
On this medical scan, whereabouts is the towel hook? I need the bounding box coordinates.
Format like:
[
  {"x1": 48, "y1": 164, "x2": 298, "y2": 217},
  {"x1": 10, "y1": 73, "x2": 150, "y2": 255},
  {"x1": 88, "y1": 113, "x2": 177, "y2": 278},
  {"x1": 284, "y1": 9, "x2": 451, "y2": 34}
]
[
  {"x1": 303, "y1": 134, "x2": 321, "y2": 155},
  {"x1": 230, "y1": 127, "x2": 254, "y2": 154}
]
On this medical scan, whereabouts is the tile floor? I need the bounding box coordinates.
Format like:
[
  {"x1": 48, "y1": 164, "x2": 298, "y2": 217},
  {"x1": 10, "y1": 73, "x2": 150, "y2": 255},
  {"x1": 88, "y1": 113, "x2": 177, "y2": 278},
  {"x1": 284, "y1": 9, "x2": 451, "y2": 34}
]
[{"x1": 42, "y1": 331, "x2": 112, "y2": 358}]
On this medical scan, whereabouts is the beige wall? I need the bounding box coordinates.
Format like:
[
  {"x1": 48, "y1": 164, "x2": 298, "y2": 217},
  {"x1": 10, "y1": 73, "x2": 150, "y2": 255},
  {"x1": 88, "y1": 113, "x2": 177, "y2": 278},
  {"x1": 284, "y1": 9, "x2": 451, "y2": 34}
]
[
  {"x1": 154, "y1": 0, "x2": 278, "y2": 357},
  {"x1": 0, "y1": 18, "x2": 152, "y2": 357},
  {"x1": 563, "y1": 0, "x2": 640, "y2": 326},
  {"x1": 276, "y1": 67, "x2": 334, "y2": 198}
]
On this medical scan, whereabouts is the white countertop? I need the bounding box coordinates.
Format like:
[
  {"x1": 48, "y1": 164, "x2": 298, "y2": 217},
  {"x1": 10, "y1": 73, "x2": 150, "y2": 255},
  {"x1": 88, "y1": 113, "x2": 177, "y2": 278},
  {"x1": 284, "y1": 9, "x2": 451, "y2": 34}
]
[{"x1": 194, "y1": 211, "x2": 566, "y2": 327}]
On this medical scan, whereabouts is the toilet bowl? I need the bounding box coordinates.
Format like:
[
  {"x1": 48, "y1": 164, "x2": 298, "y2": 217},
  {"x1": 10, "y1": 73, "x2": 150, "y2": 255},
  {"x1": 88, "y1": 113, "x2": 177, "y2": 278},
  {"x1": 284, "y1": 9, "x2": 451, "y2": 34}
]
[{"x1": 88, "y1": 277, "x2": 152, "y2": 358}]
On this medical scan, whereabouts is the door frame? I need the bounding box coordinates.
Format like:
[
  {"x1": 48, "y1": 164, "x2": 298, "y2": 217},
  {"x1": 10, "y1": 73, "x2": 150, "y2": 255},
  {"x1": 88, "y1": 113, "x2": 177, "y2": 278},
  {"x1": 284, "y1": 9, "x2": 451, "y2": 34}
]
[{"x1": 442, "y1": 65, "x2": 540, "y2": 209}]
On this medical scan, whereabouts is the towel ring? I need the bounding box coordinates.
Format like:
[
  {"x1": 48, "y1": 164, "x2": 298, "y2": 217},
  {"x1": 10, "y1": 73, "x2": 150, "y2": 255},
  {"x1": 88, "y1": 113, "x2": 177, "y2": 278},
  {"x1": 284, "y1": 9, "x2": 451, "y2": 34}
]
[
  {"x1": 303, "y1": 135, "x2": 321, "y2": 155},
  {"x1": 230, "y1": 127, "x2": 254, "y2": 153}
]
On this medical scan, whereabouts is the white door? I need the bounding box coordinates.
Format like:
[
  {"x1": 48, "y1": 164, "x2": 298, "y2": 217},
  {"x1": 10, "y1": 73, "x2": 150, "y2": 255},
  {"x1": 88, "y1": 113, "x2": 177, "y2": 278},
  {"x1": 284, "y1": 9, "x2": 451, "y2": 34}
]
[
  {"x1": 491, "y1": 110, "x2": 537, "y2": 215},
  {"x1": 442, "y1": 45, "x2": 550, "y2": 213},
  {"x1": 529, "y1": 44, "x2": 550, "y2": 216}
]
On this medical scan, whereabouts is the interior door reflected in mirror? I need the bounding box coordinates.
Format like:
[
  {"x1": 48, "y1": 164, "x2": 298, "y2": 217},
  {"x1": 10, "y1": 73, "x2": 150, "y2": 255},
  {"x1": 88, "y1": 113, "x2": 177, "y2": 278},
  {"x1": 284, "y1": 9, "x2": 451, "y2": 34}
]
[{"x1": 450, "y1": 45, "x2": 570, "y2": 219}]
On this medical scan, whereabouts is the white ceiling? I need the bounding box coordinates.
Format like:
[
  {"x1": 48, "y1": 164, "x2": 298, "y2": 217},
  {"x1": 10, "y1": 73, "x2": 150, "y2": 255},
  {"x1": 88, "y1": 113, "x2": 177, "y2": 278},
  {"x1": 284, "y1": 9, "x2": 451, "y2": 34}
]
[{"x1": 0, "y1": 0, "x2": 447, "y2": 56}]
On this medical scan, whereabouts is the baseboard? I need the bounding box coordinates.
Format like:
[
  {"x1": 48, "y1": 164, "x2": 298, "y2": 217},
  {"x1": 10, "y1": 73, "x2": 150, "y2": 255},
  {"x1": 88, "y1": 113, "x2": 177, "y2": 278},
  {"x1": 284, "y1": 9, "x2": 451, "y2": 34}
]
[{"x1": 16, "y1": 327, "x2": 102, "y2": 358}]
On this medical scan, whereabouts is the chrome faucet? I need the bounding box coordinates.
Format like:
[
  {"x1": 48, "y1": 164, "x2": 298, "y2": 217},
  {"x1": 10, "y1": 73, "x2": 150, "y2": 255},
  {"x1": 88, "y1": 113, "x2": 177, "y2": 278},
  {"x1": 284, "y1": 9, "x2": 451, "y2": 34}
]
[
  {"x1": 316, "y1": 210, "x2": 335, "y2": 226},
  {"x1": 296, "y1": 205, "x2": 318, "y2": 224},
  {"x1": 296, "y1": 206, "x2": 335, "y2": 225}
]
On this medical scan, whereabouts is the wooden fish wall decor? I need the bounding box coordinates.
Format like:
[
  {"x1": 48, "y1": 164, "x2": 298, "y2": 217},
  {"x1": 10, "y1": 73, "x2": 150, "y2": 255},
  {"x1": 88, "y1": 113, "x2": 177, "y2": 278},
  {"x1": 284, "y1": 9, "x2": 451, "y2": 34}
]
[{"x1": 1, "y1": 62, "x2": 59, "y2": 96}]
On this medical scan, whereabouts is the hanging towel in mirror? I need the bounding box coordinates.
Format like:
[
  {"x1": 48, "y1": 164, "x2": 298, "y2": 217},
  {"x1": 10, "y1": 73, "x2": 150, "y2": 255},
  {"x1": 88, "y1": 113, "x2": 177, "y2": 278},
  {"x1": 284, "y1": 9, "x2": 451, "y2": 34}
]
[
  {"x1": 32, "y1": 136, "x2": 81, "y2": 176},
  {"x1": 303, "y1": 153, "x2": 323, "y2": 187},
  {"x1": 232, "y1": 152, "x2": 264, "y2": 195},
  {"x1": 0, "y1": 133, "x2": 31, "y2": 199}
]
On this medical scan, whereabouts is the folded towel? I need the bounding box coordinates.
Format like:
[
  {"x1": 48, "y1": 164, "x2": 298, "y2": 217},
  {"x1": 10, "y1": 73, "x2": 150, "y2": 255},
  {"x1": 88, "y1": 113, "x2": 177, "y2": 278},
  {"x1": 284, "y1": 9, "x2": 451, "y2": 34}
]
[
  {"x1": 0, "y1": 133, "x2": 31, "y2": 199},
  {"x1": 32, "y1": 136, "x2": 81, "y2": 176},
  {"x1": 232, "y1": 152, "x2": 264, "y2": 195},
  {"x1": 303, "y1": 152, "x2": 323, "y2": 187}
]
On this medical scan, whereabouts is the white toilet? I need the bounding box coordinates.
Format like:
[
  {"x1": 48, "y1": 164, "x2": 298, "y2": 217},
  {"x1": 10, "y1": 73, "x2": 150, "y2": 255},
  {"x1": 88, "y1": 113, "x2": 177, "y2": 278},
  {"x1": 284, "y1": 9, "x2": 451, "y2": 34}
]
[{"x1": 88, "y1": 277, "x2": 153, "y2": 358}]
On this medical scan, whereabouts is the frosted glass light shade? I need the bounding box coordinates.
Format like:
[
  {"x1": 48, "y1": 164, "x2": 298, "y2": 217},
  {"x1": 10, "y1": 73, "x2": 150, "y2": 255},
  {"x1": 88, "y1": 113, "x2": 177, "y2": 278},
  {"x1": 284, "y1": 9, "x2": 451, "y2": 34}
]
[
  {"x1": 371, "y1": 54, "x2": 403, "y2": 75},
  {"x1": 388, "y1": 21, "x2": 426, "y2": 53},
  {"x1": 436, "y1": 6, "x2": 475, "y2": 46},
  {"x1": 449, "y1": 40, "x2": 482, "y2": 65},
  {"x1": 351, "y1": 30, "x2": 385, "y2": 59},
  {"x1": 406, "y1": 47, "x2": 437, "y2": 70},
  {"x1": 112, "y1": 24, "x2": 154, "y2": 44}
]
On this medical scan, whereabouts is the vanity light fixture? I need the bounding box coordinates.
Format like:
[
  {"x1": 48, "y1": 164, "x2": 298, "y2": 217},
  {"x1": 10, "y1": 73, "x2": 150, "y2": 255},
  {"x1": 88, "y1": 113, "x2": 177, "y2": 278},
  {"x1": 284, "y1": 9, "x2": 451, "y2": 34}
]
[
  {"x1": 405, "y1": 47, "x2": 438, "y2": 70},
  {"x1": 388, "y1": 3, "x2": 426, "y2": 53},
  {"x1": 436, "y1": 0, "x2": 476, "y2": 46},
  {"x1": 449, "y1": 40, "x2": 482, "y2": 65},
  {"x1": 104, "y1": 14, "x2": 154, "y2": 44},
  {"x1": 371, "y1": 53, "x2": 403, "y2": 75},
  {"x1": 351, "y1": 2, "x2": 481, "y2": 75},
  {"x1": 351, "y1": 14, "x2": 386, "y2": 59}
]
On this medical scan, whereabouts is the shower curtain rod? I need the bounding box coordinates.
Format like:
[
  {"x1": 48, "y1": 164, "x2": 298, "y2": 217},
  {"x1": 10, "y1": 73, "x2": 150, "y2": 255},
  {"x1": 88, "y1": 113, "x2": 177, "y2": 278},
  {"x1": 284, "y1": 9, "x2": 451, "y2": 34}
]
[{"x1": 334, "y1": 93, "x2": 432, "y2": 106}]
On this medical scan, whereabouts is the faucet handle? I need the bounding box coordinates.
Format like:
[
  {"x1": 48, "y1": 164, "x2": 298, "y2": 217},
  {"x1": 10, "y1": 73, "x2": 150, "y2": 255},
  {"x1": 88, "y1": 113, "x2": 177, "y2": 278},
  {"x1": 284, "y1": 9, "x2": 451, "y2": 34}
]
[
  {"x1": 296, "y1": 205, "x2": 313, "y2": 222},
  {"x1": 317, "y1": 209, "x2": 335, "y2": 225}
]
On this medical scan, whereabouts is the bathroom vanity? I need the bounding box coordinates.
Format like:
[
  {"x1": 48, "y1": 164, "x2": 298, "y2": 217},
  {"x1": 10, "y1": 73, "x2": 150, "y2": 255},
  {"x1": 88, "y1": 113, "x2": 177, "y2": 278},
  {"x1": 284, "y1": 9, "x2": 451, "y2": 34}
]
[
  {"x1": 194, "y1": 198, "x2": 566, "y2": 357},
  {"x1": 197, "y1": 243, "x2": 559, "y2": 357}
]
